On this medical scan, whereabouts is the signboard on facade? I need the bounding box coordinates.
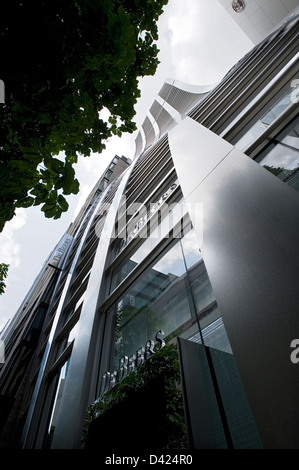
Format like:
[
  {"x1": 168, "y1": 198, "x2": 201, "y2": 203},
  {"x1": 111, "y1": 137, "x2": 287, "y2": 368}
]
[
  {"x1": 100, "y1": 330, "x2": 165, "y2": 396},
  {"x1": 49, "y1": 233, "x2": 73, "y2": 269}
]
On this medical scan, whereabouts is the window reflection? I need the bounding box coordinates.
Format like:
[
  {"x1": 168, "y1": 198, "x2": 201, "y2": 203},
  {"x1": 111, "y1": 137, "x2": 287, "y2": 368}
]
[
  {"x1": 112, "y1": 240, "x2": 193, "y2": 370},
  {"x1": 180, "y1": 228, "x2": 203, "y2": 269},
  {"x1": 46, "y1": 359, "x2": 70, "y2": 447},
  {"x1": 180, "y1": 228, "x2": 216, "y2": 322},
  {"x1": 256, "y1": 116, "x2": 299, "y2": 191},
  {"x1": 235, "y1": 87, "x2": 295, "y2": 152},
  {"x1": 110, "y1": 227, "x2": 231, "y2": 373},
  {"x1": 110, "y1": 199, "x2": 187, "y2": 292}
]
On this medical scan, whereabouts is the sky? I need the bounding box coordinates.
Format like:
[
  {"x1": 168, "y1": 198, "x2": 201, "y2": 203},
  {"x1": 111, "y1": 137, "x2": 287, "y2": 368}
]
[{"x1": 0, "y1": 0, "x2": 253, "y2": 331}]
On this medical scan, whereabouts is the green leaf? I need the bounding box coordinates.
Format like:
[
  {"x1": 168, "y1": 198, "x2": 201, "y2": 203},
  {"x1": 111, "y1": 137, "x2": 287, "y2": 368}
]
[
  {"x1": 57, "y1": 194, "x2": 69, "y2": 212},
  {"x1": 15, "y1": 196, "x2": 35, "y2": 208}
]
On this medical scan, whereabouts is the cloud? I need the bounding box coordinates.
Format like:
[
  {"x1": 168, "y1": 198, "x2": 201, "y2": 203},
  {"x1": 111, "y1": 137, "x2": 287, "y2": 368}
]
[
  {"x1": 168, "y1": 1, "x2": 206, "y2": 47},
  {"x1": 0, "y1": 208, "x2": 27, "y2": 268},
  {"x1": 162, "y1": 0, "x2": 253, "y2": 85}
]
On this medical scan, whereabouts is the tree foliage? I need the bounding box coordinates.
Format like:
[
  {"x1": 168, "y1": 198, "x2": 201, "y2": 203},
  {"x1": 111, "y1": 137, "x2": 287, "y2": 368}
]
[
  {"x1": 0, "y1": 0, "x2": 168, "y2": 231},
  {"x1": 0, "y1": 263, "x2": 9, "y2": 295}
]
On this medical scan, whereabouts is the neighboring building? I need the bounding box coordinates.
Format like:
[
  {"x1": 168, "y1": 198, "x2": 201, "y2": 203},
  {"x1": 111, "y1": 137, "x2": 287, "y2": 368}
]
[
  {"x1": 218, "y1": 0, "x2": 299, "y2": 45},
  {"x1": 0, "y1": 13, "x2": 298, "y2": 450},
  {"x1": 0, "y1": 154, "x2": 131, "y2": 448}
]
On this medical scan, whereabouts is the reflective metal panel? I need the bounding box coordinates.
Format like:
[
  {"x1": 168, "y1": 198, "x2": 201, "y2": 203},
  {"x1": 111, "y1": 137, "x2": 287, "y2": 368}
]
[
  {"x1": 169, "y1": 117, "x2": 232, "y2": 198},
  {"x1": 170, "y1": 121, "x2": 299, "y2": 448}
]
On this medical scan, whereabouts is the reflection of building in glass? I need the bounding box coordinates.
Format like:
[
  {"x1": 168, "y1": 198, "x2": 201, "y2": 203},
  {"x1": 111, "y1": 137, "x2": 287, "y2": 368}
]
[
  {"x1": 255, "y1": 117, "x2": 299, "y2": 189},
  {"x1": 111, "y1": 229, "x2": 217, "y2": 370},
  {"x1": 0, "y1": 13, "x2": 299, "y2": 450}
]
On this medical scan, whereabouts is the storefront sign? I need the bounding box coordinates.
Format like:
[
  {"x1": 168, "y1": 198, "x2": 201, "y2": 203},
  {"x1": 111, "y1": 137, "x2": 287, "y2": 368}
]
[
  {"x1": 49, "y1": 233, "x2": 73, "y2": 269},
  {"x1": 100, "y1": 330, "x2": 165, "y2": 396}
]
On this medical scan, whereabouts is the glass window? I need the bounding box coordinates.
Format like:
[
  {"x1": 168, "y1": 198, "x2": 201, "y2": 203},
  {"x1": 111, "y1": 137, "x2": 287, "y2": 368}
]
[
  {"x1": 180, "y1": 229, "x2": 216, "y2": 320},
  {"x1": 180, "y1": 227, "x2": 203, "y2": 269},
  {"x1": 105, "y1": 169, "x2": 113, "y2": 179},
  {"x1": 46, "y1": 358, "x2": 70, "y2": 447},
  {"x1": 110, "y1": 199, "x2": 187, "y2": 292},
  {"x1": 256, "y1": 116, "x2": 299, "y2": 191},
  {"x1": 109, "y1": 227, "x2": 231, "y2": 372},
  {"x1": 99, "y1": 178, "x2": 109, "y2": 191},
  {"x1": 98, "y1": 227, "x2": 235, "y2": 400},
  {"x1": 235, "y1": 87, "x2": 295, "y2": 152},
  {"x1": 187, "y1": 259, "x2": 216, "y2": 314},
  {"x1": 110, "y1": 237, "x2": 195, "y2": 372}
]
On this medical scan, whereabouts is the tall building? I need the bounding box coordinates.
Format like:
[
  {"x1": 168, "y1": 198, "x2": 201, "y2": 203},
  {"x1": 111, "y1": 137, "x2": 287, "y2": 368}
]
[
  {"x1": 0, "y1": 13, "x2": 298, "y2": 450},
  {"x1": 0, "y1": 154, "x2": 131, "y2": 448}
]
